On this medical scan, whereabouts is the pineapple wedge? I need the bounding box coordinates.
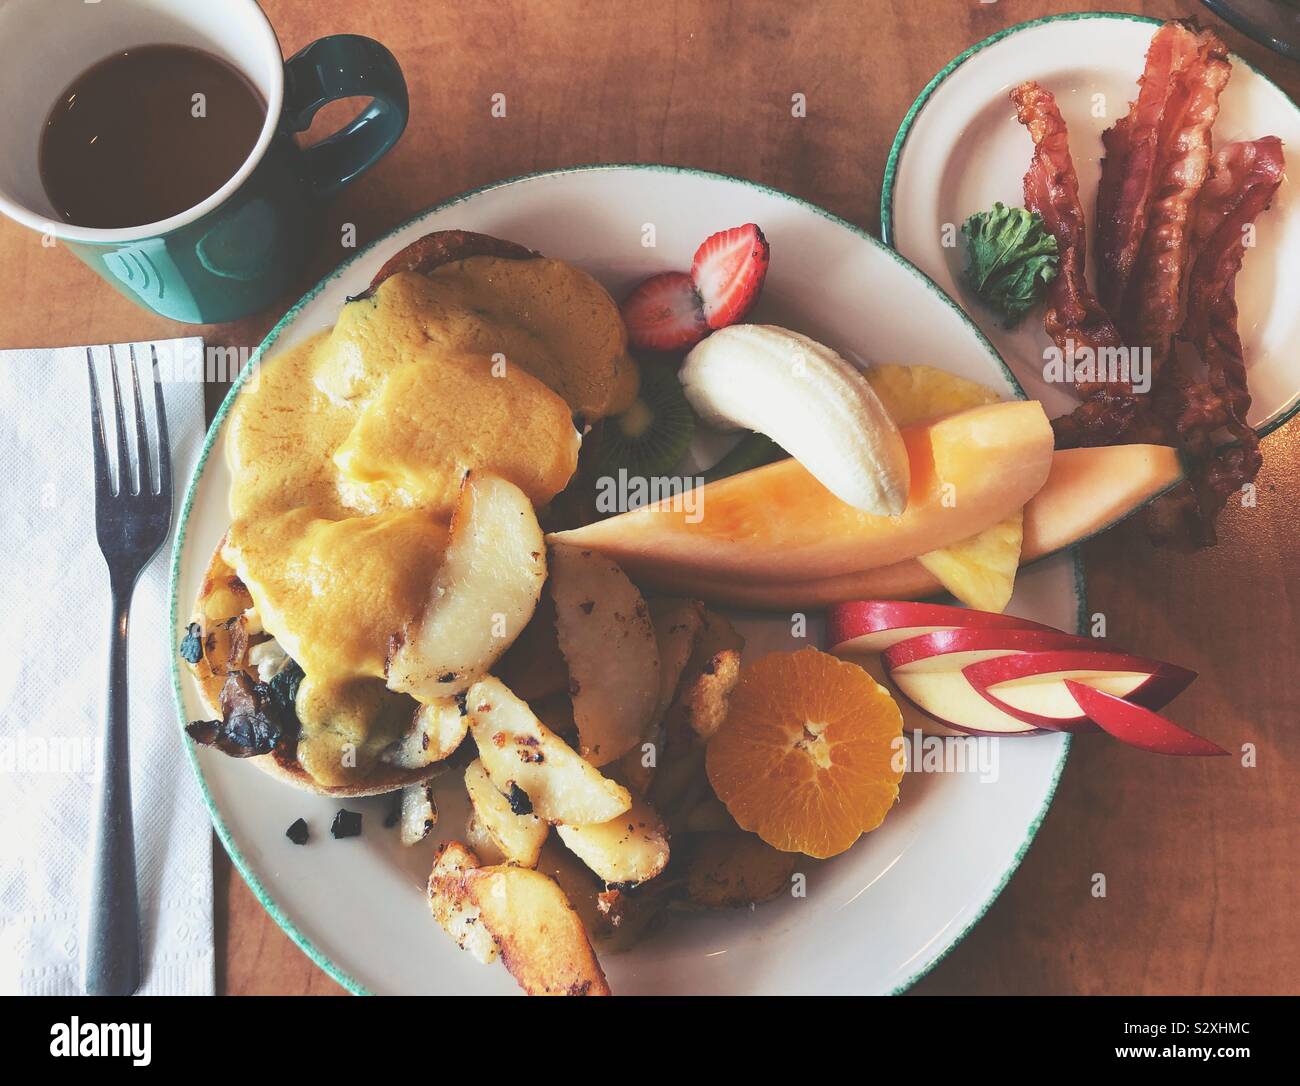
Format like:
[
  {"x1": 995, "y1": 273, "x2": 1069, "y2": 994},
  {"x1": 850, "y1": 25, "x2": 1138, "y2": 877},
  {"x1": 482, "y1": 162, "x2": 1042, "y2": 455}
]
[
  {"x1": 865, "y1": 362, "x2": 1000, "y2": 425},
  {"x1": 867, "y1": 363, "x2": 1022, "y2": 613},
  {"x1": 917, "y1": 511, "x2": 1024, "y2": 613}
]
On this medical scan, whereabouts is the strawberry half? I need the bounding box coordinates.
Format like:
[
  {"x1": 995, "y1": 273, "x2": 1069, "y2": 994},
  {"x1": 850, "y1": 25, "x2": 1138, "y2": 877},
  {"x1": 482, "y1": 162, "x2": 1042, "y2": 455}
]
[
  {"x1": 620, "y1": 271, "x2": 708, "y2": 351},
  {"x1": 691, "y1": 223, "x2": 770, "y2": 329}
]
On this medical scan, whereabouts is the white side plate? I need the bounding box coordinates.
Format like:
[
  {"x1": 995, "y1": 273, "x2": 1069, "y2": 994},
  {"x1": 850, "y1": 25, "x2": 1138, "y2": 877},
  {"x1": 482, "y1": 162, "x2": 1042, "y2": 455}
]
[{"x1": 884, "y1": 11, "x2": 1300, "y2": 433}]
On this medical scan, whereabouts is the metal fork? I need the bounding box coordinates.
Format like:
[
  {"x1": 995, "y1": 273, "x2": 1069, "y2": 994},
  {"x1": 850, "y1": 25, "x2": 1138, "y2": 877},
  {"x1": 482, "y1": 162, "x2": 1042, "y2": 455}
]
[{"x1": 84, "y1": 345, "x2": 172, "y2": 996}]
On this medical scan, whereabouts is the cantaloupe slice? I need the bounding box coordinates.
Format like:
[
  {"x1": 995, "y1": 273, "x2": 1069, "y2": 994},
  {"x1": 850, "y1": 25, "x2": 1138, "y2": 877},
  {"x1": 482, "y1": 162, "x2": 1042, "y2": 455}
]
[
  {"x1": 622, "y1": 443, "x2": 1182, "y2": 609},
  {"x1": 551, "y1": 400, "x2": 1053, "y2": 582}
]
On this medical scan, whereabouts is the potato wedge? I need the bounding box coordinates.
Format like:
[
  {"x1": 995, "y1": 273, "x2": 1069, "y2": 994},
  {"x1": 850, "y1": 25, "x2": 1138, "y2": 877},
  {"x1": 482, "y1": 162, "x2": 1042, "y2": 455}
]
[
  {"x1": 676, "y1": 794, "x2": 737, "y2": 835},
  {"x1": 387, "y1": 473, "x2": 545, "y2": 701},
  {"x1": 466, "y1": 812, "x2": 508, "y2": 866},
  {"x1": 647, "y1": 742, "x2": 708, "y2": 821},
  {"x1": 535, "y1": 838, "x2": 606, "y2": 936},
  {"x1": 494, "y1": 590, "x2": 568, "y2": 702},
  {"x1": 690, "y1": 607, "x2": 746, "y2": 667},
  {"x1": 399, "y1": 782, "x2": 438, "y2": 846},
  {"x1": 382, "y1": 698, "x2": 469, "y2": 769},
  {"x1": 464, "y1": 758, "x2": 547, "y2": 867},
  {"x1": 466, "y1": 677, "x2": 631, "y2": 825},
  {"x1": 685, "y1": 832, "x2": 800, "y2": 909},
  {"x1": 549, "y1": 542, "x2": 660, "y2": 766},
  {"x1": 614, "y1": 740, "x2": 657, "y2": 797},
  {"x1": 681, "y1": 648, "x2": 742, "y2": 743},
  {"x1": 537, "y1": 844, "x2": 679, "y2": 955},
  {"x1": 429, "y1": 842, "x2": 610, "y2": 993},
  {"x1": 530, "y1": 692, "x2": 578, "y2": 740},
  {"x1": 427, "y1": 841, "x2": 497, "y2": 964},
  {"x1": 661, "y1": 609, "x2": 744, "y2": 752},
  {"x1": 613, "y1": 596, "x2": 706, "y2": 795},
  {"x1": 648, "y1": 597, "x2": 705, "y2": 718},
  {"x1": 556, "y1": 795, "x2": 671, "y2": 886},
  {"x1": 651, "y1": 643, "x2": 735, "y2": 819},
  {"x1": 594, "y1": 877, "x2": 683, "y2": 953},
  {"x1": 465, "y1": 866, "x2": 611, "y2": 995}
]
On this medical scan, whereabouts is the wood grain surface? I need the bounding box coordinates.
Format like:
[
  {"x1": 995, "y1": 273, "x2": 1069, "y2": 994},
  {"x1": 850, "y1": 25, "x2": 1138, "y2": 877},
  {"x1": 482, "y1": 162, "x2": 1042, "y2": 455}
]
[{"x1": 3, "y1": 0, "x2": 1295, "y2": 996}]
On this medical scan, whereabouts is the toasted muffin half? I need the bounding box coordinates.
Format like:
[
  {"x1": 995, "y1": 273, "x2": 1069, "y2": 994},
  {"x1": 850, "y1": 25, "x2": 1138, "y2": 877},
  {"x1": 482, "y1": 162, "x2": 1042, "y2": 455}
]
[
  {"x1": 183, "y1": 539, "x2": 448, "y2": 798},
  {"x1": 363, "y1": 228, "x2": 538, "y2": 295}
]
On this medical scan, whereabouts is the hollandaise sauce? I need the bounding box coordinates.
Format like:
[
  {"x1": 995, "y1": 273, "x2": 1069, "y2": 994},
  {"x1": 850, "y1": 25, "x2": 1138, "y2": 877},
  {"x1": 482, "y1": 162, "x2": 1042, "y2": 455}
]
[{"x1": 221, "y1": 257, "x2": 629, "y2": 786}]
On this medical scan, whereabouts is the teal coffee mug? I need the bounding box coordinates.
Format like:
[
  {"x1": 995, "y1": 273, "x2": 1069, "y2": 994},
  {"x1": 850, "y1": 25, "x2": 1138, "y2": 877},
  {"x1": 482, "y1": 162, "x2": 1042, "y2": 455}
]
[{"x1": 0, "y1": 0, "x2": 407, "y2": 324}]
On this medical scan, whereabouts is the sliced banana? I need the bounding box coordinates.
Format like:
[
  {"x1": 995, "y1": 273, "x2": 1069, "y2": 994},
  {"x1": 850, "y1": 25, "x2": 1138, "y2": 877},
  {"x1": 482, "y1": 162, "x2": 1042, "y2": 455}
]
[{"x1": 681, "y1": 325, "x2": 909, "y2": 515}]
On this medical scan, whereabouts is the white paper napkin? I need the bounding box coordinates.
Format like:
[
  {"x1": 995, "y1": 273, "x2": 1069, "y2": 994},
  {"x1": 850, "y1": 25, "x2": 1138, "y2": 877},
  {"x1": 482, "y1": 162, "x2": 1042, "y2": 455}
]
[{"x1": 0, "y1": 339, "x2": 213, "y2": 995}]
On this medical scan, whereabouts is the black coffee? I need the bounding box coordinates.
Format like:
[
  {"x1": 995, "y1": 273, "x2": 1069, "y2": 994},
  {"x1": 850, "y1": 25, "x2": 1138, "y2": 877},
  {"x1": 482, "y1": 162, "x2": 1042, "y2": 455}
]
[{"x1": 40, "y1": 44, "x2": 266, "y2": 229}]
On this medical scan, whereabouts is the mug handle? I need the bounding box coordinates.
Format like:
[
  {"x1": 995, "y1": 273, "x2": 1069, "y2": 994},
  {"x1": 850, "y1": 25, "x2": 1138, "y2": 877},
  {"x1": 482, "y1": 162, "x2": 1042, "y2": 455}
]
[{"x1": 280, "y1": 34, "x2": 408, "y2": 199}]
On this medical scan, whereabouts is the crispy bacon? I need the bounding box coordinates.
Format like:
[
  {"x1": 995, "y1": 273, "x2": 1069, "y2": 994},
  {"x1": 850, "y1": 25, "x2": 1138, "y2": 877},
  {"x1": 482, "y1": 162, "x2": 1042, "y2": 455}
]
[
  {"x1": 1096, "y1": 20, "x2": 1202, "y2": 315},
  {"x1": 1184, "y1": 136, "x2": 1284, "y2": 431},
  {"x1": 1121, "y1": 29, "x2": 1231, "y2": 369},
  {"x1": 1051, "y1": 387, "x2": 1167, "y2": 448},
  {"x1": 1038, "y1": 22, "x2": 1281, "y2": 550},
  {"x1": 1145, "y1": 137, "x2": 1285, "y2": 547},
  {"x1": 1012, "y1": 81, "x2": 1126, "y2": 394}
]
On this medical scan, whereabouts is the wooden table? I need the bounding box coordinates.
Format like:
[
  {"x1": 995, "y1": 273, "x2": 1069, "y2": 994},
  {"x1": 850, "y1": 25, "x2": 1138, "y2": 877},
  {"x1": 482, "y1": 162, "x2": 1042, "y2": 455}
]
[{"x1": 3, "y1": 0, "x2": 1296, "y2": 995}]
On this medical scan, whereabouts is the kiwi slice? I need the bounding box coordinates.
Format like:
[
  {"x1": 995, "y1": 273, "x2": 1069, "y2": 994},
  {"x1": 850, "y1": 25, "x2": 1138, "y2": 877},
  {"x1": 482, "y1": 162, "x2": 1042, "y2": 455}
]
[{"x1": 591, "y1": 363, "x2": 695, "y2": 479}]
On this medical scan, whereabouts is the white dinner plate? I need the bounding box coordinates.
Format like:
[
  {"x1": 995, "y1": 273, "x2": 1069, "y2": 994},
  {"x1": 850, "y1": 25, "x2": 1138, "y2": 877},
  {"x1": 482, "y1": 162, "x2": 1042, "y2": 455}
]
[
  {"x1": 169, "y1": 164, "x2": 1080, "y2": 995},
  {"x1": 883, "y1": 11, "x2": 1300, "y2": 432}
]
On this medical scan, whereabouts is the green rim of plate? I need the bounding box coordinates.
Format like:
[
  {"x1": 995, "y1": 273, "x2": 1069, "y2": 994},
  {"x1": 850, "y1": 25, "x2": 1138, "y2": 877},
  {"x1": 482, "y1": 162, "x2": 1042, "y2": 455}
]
[
  {"x1": 880, "y1": 9, "x2": 1300, "y2": 441},
  {"x1": 168, "y1": 161, "x2": 1081, "y2": 997}
]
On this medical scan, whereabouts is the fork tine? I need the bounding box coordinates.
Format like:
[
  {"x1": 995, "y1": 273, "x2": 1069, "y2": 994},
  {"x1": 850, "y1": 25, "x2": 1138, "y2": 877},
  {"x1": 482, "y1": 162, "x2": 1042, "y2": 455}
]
[
  {"x1": 86, "y1": 348, "x2": 113, "y2": 499},
  {"x1": 127, "y1": 346, "x2": 152, "y2": 497},
  {"x1": 150, "y1": 345, "x2": 171, "y2": 499},
  {"x1": 107, "y1": 346, "x2": 133, "y2": 495}
]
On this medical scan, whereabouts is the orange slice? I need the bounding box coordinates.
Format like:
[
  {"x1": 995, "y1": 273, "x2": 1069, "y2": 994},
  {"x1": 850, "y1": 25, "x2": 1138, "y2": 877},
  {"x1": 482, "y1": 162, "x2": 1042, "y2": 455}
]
[{"x1": 705, "y1": 648, "x2": 904, "y2": 859}]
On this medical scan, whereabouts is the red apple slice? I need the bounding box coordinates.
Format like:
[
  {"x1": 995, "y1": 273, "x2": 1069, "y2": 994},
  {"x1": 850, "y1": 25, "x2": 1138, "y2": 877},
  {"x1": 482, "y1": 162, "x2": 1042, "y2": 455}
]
[
  {"x1": 885, "y1": 666, "x2": 1042, "y2": 735},
  {"x1": 882, "y1": 626, "x2": 1095, "y2": 671},
  {"x1": 855, "y1": 651, "x2": 968, "y2": 737},
  {"x1": 826, "y1": 599, "x2": 1058, "y2": 654},
  {"x1": 1063, "y1": 681, "x2": 1228, "y2": 756},
  {"x1": 964, "y1": 651, "x2": 1197, "y2": 731},
  {"x1": 881, "y1": 627, "x2": 1095, "y2": 736}
]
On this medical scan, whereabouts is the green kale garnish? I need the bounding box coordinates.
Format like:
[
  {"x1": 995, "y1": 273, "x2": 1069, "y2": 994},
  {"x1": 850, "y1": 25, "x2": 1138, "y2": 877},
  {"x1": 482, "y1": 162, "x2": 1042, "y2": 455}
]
[
  {"x1": 179, "y1": 622, "x2": 203, "y2": 665},
  {"x1": 961, "y1": 203, "x2": 1059, "y2": 327}
]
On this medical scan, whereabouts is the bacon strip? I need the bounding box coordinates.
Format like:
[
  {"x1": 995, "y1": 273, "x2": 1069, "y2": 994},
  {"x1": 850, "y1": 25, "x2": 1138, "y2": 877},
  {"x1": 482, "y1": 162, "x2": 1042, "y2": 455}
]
[
  {"x1": 1051, "y1": 387, "x2": 1166, "y2": 448},
  {"x1": 1011, "y1": 80, "x2": 1125, "y2": 394},
  {"x1": 1184, "y1": 136, "x2": 1285, "y2": 432},
  {"x1": 1121, "y1": 29, "x2": 1231, "y2": 369},
  {"x1": 1145, "y1": 137, "x2": 1285, "y2": 547},
  {"x1": 1096, "y1": 20, "x2": 1202, "y2": 315}
]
